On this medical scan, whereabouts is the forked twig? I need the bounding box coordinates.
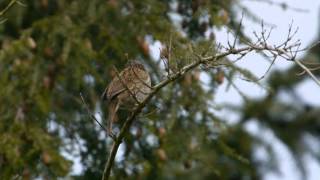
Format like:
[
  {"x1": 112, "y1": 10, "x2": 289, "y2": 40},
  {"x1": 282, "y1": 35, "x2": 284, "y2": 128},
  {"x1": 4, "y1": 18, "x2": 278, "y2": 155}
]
[{"x1": 101, "y1": 19, "x2": 320, "y2": 180}]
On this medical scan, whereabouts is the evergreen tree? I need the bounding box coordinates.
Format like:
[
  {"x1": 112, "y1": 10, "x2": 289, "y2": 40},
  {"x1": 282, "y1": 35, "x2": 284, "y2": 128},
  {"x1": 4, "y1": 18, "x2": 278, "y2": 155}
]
[{"x1": 0, "y1": 0, "x2": 319, "y2": 179}]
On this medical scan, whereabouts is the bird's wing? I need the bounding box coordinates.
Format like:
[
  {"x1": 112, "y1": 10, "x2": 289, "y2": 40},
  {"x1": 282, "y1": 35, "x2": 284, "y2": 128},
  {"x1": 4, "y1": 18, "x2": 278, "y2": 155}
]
[
  {"x1": 101, "y1": 78, "x2": 126, "y2": 100},
  {"x1": 102, "y1": 67, "x2": 130, "y2": 100},
  {"x1": 102, "y1": 87, "x2": 125, "y2": 101}
]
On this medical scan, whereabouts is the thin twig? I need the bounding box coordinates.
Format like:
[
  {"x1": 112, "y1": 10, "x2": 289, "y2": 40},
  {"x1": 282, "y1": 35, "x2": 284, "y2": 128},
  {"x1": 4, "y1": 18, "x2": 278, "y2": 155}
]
[
  {"x1": 131, "y1": 66, "x2": 153, "y2": 89},
  {"x1": 101, "y1": 28, "x2": 320, "y2": 180},
  {"x1": 294, "y1": 59, "x2": 320, "y2": 86},
  {"x1": 80, "y1": 92, "x2": 115, "y2": 140},
  {"x1": 113, "y1": 66, "x2": 141, "y2": 104},
  {"x1": 256, "y1": 55, "x2": 277, "y2": 81}
]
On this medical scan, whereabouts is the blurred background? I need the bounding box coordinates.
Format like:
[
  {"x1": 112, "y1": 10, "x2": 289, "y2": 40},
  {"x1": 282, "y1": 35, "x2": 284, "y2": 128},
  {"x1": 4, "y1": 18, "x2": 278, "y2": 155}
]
[{"x1": 0, "y1": 0, "x2": 319, "y2": 180}]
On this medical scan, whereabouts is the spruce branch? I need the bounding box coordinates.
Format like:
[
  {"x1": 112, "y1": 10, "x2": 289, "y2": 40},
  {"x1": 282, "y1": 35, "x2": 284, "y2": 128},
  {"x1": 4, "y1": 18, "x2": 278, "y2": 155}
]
[{"x1": 0, "y1": 0, "x2": 25, "y2": 23}]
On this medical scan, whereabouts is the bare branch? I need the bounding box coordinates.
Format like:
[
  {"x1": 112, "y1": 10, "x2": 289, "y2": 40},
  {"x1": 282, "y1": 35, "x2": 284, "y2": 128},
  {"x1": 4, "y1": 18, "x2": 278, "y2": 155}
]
[
  {"x1": 294, "y1": 59, "x2": 320, "y2": 86},
  {"x1": 101, "y1": 23, "x2": 320, "y2": 180},
  {"x1": 256, "y1": 55, "x2": 277, "y2": 81},
  {"x1": 80, "y1": 92, "x2": 116, "y2": 140}
]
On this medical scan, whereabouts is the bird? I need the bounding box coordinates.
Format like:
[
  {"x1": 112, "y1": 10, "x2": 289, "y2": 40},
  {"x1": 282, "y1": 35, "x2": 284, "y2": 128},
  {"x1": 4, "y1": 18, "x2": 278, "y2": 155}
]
[{"x1": 102, "y1": 60, "x2": 151, "y2": 138}]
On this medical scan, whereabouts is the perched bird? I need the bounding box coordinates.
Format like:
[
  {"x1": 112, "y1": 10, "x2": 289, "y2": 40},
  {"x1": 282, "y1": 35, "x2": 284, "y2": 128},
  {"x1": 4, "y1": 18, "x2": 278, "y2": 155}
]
[{"x1": 102, "y1": 61, "x2": 151, "y2": 137}]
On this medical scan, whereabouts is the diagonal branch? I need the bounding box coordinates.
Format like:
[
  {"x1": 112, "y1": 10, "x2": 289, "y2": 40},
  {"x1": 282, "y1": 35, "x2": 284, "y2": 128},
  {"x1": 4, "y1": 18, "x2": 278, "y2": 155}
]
[
  {"x1": 0, "y1": 0, "x2": 25, "y2": 17},
  {"x1": 293, "y1": 59, "x2": 320, "y2": 86},
  {"x1": 80, "y1": 92, "x2": 116, "y2": 140},
  {"x1": 101, "y1": 41, "x2": 320, "y2": 180}
]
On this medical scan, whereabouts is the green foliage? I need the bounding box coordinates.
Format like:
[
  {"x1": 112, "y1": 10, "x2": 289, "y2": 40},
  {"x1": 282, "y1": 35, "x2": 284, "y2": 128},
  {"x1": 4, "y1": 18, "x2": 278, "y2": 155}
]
[{"x1": 0, "y1": 0, "x2": 319, "y2": 180}]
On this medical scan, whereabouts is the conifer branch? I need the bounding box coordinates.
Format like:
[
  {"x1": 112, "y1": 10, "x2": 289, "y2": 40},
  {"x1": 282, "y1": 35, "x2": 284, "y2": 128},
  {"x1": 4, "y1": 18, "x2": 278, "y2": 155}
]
[{"x1": 0, "y1": 0, "x2": 24, "y2": 16}]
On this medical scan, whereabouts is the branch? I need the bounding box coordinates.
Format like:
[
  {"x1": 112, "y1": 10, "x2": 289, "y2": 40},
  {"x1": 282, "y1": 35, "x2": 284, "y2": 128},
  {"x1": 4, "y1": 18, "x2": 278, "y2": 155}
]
[
  {"x1": 0, "y1": 0, "x2": 24, "y2": 16},
  {"x1": 294, "y1": 59, "x2": 320, "y2": 86},
  {"x1": 80, "y1": 92, "x2": 116, "y2": 140},
  {"x1": 101, "y1": 33, "x2": 320, "y2": 180},
  {"x1": 101, "y1": 59, "x2": 205, "y2": 180}
]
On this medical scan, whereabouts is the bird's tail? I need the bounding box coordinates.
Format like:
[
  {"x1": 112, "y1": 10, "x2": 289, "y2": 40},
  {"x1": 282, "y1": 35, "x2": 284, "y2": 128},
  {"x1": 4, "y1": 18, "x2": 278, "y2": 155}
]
[
  {"x1": 107, "y1": 99, "x2": 119, "y2": 133},
  {"x1": 101, "y1": 86, "x2": 109, "y2": 101}
]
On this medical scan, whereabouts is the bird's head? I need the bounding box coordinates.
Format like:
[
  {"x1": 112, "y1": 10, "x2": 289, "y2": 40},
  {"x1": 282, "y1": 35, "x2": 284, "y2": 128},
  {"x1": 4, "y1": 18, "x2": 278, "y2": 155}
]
[{"x1": 126, "y1": 60, "x2": 145, "y2": 70}]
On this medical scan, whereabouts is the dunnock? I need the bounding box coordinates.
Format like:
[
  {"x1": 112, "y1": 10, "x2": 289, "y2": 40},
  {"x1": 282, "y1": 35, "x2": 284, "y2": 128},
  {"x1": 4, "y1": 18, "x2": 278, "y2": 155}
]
[{"x1": 102, "y1": 61, "x2": 151, "y2": 137}]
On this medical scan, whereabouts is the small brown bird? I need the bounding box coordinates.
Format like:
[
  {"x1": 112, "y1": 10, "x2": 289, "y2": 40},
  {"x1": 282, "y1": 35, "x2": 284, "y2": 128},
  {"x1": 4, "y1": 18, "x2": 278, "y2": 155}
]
[{"x1": 102, "y1": 61, "x2": 151, "y2": 137}]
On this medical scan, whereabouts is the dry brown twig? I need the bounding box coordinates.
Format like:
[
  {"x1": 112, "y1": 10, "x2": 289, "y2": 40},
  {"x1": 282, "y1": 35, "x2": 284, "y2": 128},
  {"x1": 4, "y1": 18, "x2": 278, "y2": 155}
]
[
  {"x1": 98, "y1": 18, "x2": 320, "y2": 180},
  {"x1": 79, "y1": 93, "x2": 116, "y2": 140}
]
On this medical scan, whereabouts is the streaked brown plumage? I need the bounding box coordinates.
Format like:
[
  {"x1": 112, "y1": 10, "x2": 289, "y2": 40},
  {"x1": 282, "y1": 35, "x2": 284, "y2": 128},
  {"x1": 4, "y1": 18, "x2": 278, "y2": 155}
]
[{"x1": 102, "y1": 61, "x2": 151, "y2": 137}]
